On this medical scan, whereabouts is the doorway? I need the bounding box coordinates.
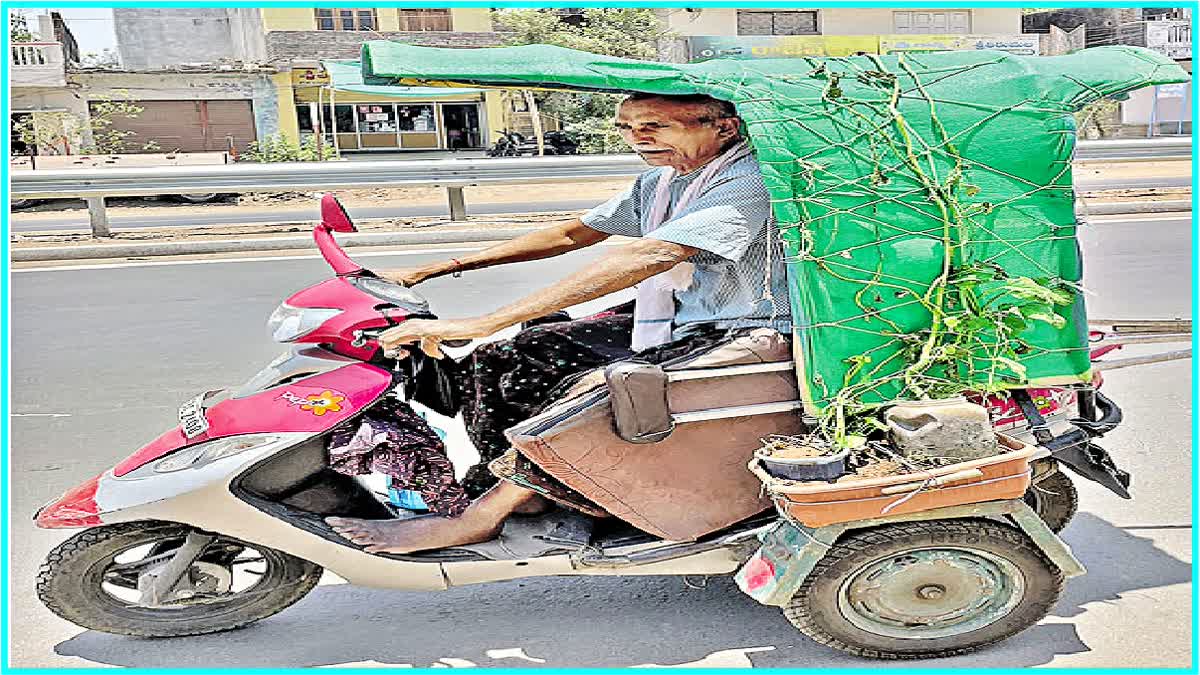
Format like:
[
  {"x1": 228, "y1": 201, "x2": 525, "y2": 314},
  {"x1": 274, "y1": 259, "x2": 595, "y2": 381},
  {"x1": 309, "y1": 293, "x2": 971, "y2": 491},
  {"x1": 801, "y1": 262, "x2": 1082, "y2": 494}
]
[{"x1": 440, "y1": 104, "x2": 481, "y2": 151}]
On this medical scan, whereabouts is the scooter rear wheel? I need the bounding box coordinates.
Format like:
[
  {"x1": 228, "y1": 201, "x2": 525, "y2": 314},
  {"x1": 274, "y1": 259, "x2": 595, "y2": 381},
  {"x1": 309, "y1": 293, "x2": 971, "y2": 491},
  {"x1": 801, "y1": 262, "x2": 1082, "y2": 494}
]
[
  {"x1": 783, "y1": 519, "x2": 1064, "y2": 659},
  {"x1": 36, "y1": 520, "x2": 322, "y2": 637}
]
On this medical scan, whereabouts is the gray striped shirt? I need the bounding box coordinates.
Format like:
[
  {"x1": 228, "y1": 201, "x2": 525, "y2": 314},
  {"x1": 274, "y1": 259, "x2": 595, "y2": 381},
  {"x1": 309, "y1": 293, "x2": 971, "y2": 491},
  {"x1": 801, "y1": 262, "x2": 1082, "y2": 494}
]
[{"x1": 581, "y1": 153, "x2": 792, "y2": 338}]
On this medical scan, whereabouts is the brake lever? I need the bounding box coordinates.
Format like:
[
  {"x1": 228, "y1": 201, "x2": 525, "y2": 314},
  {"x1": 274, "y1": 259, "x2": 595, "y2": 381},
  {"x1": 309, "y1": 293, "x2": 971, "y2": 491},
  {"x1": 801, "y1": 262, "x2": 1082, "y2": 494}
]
[{"x1": 352, "y1": 330, "x2": 471, "y2": 351}]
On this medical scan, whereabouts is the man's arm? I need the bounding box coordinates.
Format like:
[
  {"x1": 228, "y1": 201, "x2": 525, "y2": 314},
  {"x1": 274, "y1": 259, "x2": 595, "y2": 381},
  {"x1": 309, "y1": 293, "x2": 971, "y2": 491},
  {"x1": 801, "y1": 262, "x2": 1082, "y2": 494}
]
[
  {"x1": 378, "y1": 238, "x2": 698, "y2": 357},
  {"x1": 379, "y1": 218, "x2": 609, "y2": 286}
]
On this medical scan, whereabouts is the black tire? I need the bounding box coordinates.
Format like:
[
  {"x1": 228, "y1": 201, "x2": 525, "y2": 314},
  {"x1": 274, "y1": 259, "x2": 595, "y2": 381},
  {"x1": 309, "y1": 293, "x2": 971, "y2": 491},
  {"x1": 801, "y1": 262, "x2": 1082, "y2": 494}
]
[
  {"x1": 1024, "y1": 465, "x2": 1078, "y2": 533},
  {"x1": 784, "y1": 519, "x2": 1064, "y2": 660},
  {"x1": 36, "y1": 521, "x2": 322, "y2": 637}
]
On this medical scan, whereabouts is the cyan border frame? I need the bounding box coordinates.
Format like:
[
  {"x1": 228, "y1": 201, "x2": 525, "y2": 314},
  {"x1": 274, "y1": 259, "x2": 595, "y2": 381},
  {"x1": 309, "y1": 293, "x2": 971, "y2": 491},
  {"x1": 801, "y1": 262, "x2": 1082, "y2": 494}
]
[{"x1": 1, "y1": 0, "x2": 1195, "y2": 672}]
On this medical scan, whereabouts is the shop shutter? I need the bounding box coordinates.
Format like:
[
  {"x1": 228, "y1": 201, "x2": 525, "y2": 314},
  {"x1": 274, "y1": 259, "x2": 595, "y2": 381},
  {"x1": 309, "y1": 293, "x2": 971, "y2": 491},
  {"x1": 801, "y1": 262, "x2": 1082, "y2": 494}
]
[{"x1": 100, "y1": 100, "x2": 256, "y2": 153}]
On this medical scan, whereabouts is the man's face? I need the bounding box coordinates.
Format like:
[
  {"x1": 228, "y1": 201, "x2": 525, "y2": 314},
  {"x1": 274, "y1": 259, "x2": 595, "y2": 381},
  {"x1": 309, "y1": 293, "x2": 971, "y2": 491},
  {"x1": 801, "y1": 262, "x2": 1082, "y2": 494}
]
[{"x1": 615, "y1": 97, "x2": 740, "y2": 173}]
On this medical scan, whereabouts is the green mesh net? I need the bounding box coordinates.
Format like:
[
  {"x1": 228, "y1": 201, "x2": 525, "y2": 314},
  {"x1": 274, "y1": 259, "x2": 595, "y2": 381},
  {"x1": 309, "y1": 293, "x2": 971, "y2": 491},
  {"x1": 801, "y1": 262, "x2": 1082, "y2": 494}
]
[{"x1": 361, "y1": 42, "x2": 1188, "y2": 441}]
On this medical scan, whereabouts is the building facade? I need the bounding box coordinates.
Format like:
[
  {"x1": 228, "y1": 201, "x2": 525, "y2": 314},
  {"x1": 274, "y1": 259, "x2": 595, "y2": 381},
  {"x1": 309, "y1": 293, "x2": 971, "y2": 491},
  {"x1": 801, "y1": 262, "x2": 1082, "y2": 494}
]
[
  {"x1": 1025, "y1": 7, "x2": 1192, "y2": 136},
  {"x1": 260, "y1": 7, "x2": 509, "y2": 154},
  {"x1": 659, "y1": 7, "x2": 1036, "y2": 61}
]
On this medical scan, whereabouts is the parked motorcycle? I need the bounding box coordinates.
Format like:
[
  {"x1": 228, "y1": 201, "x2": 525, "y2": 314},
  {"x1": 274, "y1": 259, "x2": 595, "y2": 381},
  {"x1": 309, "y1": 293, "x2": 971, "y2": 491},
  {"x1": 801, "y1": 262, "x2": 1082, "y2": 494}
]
[
  {"x1": 486, "y1": 130, "x2": 579, "y2": 157},
  {"x1": 35, "y1": 194, "x2": 1135, "y2": 658}
]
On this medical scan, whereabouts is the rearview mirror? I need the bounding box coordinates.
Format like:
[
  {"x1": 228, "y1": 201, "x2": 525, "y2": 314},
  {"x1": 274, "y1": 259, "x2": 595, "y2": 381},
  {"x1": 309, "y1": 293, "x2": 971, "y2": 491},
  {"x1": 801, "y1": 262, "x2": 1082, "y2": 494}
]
[{"x1": 320, "y1": 193, "x2": 357, "y2": 233}]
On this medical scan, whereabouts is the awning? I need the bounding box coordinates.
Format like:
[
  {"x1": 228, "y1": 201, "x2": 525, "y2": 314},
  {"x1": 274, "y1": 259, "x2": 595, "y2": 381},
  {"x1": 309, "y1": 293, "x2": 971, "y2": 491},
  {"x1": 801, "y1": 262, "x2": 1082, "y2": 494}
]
[{"x1": 321, "y1": 59, "x2": 484, "y2": 99}]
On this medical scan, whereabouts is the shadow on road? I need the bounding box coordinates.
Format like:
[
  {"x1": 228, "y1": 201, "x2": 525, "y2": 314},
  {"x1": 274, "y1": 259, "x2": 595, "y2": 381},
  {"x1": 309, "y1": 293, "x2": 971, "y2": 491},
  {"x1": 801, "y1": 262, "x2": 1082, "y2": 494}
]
[{"x1": 53, "y1": 511, "x2": 1189, "y2": 668}]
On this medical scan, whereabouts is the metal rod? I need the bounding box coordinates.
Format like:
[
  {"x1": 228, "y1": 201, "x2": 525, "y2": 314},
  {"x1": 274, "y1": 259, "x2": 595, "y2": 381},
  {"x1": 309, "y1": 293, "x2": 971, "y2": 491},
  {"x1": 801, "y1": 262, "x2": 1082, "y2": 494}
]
[
  {"x1": 1093, "y1": 332, "x2": 1192, "y2": 345},
  {"x1": 672, "y1": 400, "x2": 802, "y2": 424},
  {"x1": 1089, "y1": 318, "x2": 1191, "y2": 330},
  {"x1": 446, "y1": 186, "x2": 467, "y2": 221},
  {"x1": 667, "y1": 361, "x2": 795, "y2": 382},
  {"x1": 1094, "y1": 349, "x2": 1192, "y2": 371},
  {"x1": 85, "y1": 196, "x2": 110, "y2": 237}
]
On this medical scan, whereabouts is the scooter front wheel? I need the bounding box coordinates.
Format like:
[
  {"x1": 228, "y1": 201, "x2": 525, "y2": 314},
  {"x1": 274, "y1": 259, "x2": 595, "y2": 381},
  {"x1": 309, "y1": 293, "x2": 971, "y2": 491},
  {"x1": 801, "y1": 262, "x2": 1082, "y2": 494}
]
[{"x1": 37, "y1": 520, "x2": 323, "y2": 637}]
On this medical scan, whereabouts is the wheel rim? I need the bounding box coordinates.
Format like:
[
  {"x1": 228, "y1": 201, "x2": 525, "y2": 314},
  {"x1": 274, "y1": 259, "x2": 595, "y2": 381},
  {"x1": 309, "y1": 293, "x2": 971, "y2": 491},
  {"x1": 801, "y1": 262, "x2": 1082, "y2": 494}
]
[
  {"x1": 88, "y1": 533, "x2": 297, "y2": 619},
  {"x1": 837, "y1": 546, "x2": 1026, "y2": 639}
]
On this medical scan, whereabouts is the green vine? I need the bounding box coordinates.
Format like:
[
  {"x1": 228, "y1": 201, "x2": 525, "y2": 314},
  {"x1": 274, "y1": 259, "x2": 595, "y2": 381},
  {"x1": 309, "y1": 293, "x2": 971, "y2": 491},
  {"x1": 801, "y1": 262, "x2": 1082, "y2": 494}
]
[{"x1": 799, "y1": 54, "x2": 1078, "y2": 449}]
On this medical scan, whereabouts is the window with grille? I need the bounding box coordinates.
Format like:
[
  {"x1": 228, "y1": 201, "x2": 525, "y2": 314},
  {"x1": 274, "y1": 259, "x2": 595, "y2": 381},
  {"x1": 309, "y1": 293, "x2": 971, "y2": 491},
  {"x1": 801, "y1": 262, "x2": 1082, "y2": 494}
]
[
  {"x1": 736, "y1": 10, "x2": 819, "y2": 36},
  {"x1": 314, "y1": 8, "x2": 377, "y2": 31},
  {"x1": 399, "y1": 8, "x2": 452, "y2": 31},
  {"x1": 893, "y1": 11, "x2": 970, "y2": 34}
]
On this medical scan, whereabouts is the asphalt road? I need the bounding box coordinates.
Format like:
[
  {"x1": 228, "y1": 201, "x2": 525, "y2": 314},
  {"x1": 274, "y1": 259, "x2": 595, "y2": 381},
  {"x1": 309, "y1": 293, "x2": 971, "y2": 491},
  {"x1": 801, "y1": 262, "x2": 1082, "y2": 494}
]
[
  {"x1": 9, "y1": 214, "x2": 1193, "y2": 667},
  {"x1": 8, "y1": 175, "x2": 1192, "y2": 232}
]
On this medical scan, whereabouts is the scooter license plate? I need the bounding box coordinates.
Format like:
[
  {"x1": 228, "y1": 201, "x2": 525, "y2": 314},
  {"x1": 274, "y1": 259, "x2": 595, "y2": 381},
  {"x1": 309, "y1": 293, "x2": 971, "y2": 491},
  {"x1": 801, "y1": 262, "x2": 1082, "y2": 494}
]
[{"x1": 178, "y1": 393, "x2": 210, "y2": 439}]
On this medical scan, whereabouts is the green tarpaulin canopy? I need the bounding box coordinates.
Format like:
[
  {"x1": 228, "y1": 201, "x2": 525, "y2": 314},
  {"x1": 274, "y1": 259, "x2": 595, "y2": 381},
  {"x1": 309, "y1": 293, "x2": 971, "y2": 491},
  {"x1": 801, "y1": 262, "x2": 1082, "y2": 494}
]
[
  {"x1": 322, "y1": 59, "x2": 483, "y2": 99},
  {"x1": 361, "y1": 41, "x2": 1188, "y2": 437}
]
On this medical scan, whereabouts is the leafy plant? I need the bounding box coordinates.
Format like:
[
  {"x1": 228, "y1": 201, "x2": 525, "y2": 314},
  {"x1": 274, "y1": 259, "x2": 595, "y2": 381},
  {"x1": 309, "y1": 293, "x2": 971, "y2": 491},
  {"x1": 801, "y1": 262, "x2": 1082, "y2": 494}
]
[
  {"x1": 10, "y1": 12, "x2": 35, "y2": 42},
  {"x1": 492, "y1": 8, "x2": 676, "y2": 153},
  {"x1": 243, "y1": 133, "x2": 334, "y2": 163},
  {"x1": 798, "y1": 55, "x2": 1082, "y2": 448},
  {"x1": 13, "y1": 92, "x2": 159, "y2": 155}
]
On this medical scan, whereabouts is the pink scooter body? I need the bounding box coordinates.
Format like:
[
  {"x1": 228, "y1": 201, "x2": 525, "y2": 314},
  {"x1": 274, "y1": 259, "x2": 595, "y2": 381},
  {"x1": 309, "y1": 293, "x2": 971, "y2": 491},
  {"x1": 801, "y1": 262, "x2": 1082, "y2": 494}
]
[{"x1": 37, "y1": 194, "x2": 408, "y2": 528}]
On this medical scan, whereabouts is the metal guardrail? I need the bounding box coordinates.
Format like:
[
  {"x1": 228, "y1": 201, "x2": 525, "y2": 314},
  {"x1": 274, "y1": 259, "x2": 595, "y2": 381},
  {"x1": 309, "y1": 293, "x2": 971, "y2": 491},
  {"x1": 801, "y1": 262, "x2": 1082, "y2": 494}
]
[{"x1": 9, "y1": 138, "x2": 1192, "y2": 237}]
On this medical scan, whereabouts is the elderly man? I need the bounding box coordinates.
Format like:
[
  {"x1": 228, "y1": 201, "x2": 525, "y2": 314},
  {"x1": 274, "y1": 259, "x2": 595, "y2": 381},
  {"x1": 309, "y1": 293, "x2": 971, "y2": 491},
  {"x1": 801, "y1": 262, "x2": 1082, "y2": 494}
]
[{"x1": 327, "y1": 92, "x2": 791, "y2": 553}]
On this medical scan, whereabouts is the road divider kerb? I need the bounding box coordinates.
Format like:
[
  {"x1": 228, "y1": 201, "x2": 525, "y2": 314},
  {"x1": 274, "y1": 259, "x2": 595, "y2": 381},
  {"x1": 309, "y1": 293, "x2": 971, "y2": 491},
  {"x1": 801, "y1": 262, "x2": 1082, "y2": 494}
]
[{"x1": 10, "y1": 200, "x2": 1191, "y2": 262}]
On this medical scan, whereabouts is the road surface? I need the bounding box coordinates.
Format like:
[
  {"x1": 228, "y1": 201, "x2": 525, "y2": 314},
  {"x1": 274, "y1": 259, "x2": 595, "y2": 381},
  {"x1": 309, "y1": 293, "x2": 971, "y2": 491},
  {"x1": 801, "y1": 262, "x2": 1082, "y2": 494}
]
[{"x1": 8, "y1": 213, "x2": 1192, "y2": 667}]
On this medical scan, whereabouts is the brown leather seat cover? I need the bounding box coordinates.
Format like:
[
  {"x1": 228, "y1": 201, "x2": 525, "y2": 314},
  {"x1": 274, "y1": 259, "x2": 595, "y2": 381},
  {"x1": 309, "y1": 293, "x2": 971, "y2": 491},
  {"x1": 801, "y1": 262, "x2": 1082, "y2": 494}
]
[{"x1": 506, "y1": 329, "x2": 805, "y2": 541}]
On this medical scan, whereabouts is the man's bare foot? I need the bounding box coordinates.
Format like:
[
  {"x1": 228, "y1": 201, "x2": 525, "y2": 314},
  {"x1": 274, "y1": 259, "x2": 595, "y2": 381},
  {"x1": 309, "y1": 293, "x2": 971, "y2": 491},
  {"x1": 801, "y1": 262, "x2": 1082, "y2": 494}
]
[
  {"x1": 325, "y1": 513, "x2": 502, "y2": 554},
  {"x1": 511, "y1": 494, "x2": 552, "y2": 515},
  {"x1": 325, "y1": 480, "x2": 544, "y2": 554}
]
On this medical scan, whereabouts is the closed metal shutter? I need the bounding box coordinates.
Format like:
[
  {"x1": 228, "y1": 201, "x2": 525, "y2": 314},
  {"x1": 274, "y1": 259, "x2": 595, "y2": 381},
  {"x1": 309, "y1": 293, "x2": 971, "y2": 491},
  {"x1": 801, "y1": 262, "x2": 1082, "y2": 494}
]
[{"x1": 100, "y1": 100, "x2": 256, "y2": 153}]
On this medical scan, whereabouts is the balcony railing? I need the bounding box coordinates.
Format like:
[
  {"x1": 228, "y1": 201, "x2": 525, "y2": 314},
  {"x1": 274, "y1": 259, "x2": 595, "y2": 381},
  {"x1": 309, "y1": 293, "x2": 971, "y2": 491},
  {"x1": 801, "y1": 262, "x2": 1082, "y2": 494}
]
[{"x1": 10, "y1": 42, "x2": 66, "y2": 87}]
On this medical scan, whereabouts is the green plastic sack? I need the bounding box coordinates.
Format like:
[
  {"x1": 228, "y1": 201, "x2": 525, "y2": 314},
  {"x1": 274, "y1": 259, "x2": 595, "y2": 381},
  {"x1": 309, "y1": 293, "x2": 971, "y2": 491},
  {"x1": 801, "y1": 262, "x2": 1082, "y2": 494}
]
[{"x1": 361, "y1": 42, "x2": 1188, "y2": 427}]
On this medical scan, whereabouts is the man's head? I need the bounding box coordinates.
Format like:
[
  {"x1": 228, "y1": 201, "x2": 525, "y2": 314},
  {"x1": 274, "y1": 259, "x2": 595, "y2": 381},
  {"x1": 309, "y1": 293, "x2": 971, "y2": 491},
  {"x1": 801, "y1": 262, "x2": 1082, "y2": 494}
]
[{"x1": 615, "y1": 93, "x2": 742, "y2": 173}]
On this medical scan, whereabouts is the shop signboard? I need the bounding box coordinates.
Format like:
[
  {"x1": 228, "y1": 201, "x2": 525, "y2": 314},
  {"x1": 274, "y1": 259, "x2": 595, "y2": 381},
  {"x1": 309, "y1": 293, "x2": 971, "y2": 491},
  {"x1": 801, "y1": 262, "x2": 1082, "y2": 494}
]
[
  {"x1": 688, "y1": 36, "x2": 878, "y2": 61},
  {"x1": 880, "y1": 34, "x2": 1039, "y2": 55},
  {"x1": 690, "y1": 34, "x2": 1040, "y2": 61}
]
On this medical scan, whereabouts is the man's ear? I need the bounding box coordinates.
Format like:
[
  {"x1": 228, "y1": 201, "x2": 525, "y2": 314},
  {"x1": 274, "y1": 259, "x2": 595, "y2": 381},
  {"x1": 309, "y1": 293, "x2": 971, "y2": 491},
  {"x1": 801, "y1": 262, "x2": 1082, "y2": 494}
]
[{"x1": 717, "y1": 116, "x2": 742, "y2": 138}]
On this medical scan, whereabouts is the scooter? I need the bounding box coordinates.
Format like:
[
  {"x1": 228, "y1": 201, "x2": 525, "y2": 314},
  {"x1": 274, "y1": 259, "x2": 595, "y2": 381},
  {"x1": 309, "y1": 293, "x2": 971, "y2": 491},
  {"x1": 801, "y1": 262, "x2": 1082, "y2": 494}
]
[
  {"x1": 487, "y1": 130, "x2": 579, "y2": 157},
  {"x1": 34, "y1": 194, "x2": 1143, "y2": 658}
]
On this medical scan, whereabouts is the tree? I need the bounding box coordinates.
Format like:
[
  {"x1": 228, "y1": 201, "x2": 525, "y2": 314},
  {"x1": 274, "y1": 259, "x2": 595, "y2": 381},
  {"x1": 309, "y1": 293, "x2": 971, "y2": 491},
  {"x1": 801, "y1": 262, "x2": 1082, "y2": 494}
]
[
  {"x1": 491, "y1": 8, "x2": 676, "y2": 153},
  {"x1": 10, "y1": 12, "x2": 36, "y2": 42},
  {"x1": 79, "y1": 49, "x2": 121, "y2": 69},
  {"x1": 13, "y1": 92, "x2": 161, "y2": 155}
]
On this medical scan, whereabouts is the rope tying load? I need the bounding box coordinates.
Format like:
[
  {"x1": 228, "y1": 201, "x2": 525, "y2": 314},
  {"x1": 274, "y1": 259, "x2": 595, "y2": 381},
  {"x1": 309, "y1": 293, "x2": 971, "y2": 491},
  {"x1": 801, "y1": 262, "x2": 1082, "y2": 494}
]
[{"x1": 360, "y1": 42, "x2": 1188, "y2": 446}]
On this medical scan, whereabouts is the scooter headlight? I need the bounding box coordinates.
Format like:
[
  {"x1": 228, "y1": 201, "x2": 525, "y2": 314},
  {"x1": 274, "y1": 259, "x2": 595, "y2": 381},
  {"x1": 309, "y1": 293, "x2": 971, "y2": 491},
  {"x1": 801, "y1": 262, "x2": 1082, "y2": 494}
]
[
  {"x1": 348, "y1": 277, "x2": 430, "y2": 312},
  {"x1": 153, "y1": 434, "x2": 283, "y2": 473},
  {"x1": 267, "y1": 304, "x2": 342, "y2": 343}
]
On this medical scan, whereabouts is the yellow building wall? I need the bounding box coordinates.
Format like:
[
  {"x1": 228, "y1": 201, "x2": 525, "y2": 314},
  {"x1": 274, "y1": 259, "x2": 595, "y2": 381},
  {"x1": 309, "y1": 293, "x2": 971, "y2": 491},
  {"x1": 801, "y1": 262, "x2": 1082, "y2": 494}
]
[
  {"x1": 260, "y1": 7, "x2": 315, "y2": 31},
  {"x1": 451, "y1": 8, "x2": 493, "y2": 32},
  {"x1": 377, "y1": 8, "x2": 400, "y2": 32},
  {"x1": 261, "y1": 8, "x2": 492, "y2": 33},
  {"x1": 272, "y1": 71, "x2": 301, "y2": 143},
  {"x1": 482, "y1": 90, "x2": 506, "y2": 144}
]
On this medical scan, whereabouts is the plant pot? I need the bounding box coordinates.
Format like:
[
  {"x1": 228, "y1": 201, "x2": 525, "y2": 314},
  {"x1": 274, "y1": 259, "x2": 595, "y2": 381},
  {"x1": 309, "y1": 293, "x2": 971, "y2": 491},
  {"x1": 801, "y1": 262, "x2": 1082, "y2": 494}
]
[{"x1": 754, "y1": 448, "x2": 850, "y2": 482}]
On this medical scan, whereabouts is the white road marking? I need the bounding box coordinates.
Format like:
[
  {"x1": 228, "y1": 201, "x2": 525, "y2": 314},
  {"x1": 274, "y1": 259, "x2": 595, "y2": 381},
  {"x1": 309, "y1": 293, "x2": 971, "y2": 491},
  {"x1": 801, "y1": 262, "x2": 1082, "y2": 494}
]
[
  {"x1": 632, "y1": 646, "x2": 776, "y2": 668},
  {"x1": 484, "y1": 648, "x2": 547, "y2": 664},
  {"x1": 1088, "y1": 213, "x2": 1192, "y2": 223},
  {"x1": 11, "y1": 413, "x2": 71, "y2": 418},
  {"x1": 12, "y1": 246, "x2": 490, "y2": 274}
]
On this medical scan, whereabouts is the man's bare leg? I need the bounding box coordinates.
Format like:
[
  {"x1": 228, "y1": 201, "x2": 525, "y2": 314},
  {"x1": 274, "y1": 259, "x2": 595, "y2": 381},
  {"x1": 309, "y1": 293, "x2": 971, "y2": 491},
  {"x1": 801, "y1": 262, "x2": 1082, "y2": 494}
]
[{"x1": 325, "y1": 481, "x2": 547, "y2": 554}]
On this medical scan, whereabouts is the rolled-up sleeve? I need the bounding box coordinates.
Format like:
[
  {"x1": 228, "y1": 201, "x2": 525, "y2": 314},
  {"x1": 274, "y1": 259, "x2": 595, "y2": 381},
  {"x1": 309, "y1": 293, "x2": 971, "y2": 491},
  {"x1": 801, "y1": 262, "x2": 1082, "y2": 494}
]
[
  {"x1": 645, "y1": 171, "x2": 772, "y2": 262},
  {"x1": 580, "y1": 176, "x2": 644, "y2": 237}
]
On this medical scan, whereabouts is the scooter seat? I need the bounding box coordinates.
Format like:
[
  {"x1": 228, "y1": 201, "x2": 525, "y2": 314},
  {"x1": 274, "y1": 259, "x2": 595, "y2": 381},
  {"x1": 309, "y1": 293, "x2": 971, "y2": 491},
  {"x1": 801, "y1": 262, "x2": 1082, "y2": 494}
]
[{"x1": 506, "y1": 329, "x2": 805, "y2": 541}]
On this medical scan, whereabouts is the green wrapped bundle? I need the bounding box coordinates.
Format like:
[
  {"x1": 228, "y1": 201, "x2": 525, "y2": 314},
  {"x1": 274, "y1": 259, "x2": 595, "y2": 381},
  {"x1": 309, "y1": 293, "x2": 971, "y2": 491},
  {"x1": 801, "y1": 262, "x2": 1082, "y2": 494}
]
[{"x1": 361, "y1": 42, "x2": 1187, "y2": 439}]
